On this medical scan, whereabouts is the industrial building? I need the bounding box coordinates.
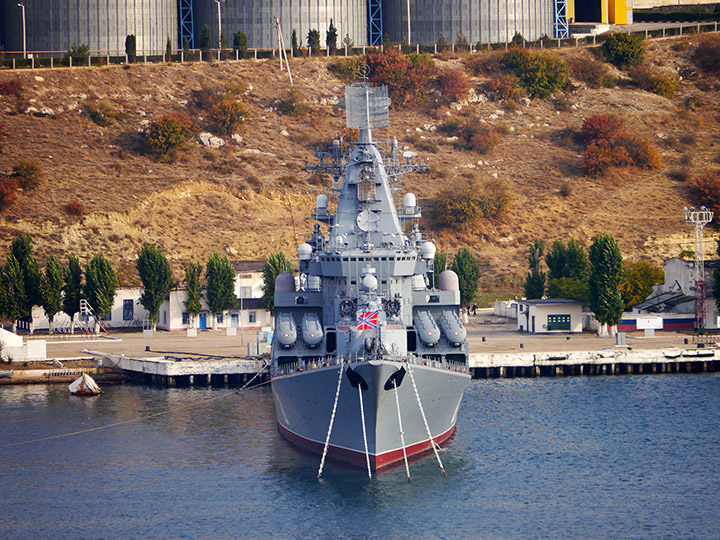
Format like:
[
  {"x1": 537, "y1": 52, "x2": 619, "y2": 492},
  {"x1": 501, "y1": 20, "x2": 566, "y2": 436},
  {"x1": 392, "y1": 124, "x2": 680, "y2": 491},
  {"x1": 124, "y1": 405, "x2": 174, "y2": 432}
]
[{"x1": 0, "y1": 0, "x2": 178, "y2": 56}]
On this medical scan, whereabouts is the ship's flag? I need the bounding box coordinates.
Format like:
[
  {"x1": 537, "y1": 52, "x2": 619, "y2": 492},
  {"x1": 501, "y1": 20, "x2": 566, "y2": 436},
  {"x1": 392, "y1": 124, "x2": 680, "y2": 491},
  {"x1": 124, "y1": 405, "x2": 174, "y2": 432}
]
[{"x1": 357, "y1": 310, "x2": 379, "y2": 331}]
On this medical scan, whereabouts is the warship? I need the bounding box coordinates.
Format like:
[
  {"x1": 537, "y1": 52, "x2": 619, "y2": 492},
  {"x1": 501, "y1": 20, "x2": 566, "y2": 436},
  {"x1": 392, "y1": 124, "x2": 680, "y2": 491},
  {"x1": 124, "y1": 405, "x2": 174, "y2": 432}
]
[{"x1": 270, "y1": 84, "x2": 470, "y2": 474}]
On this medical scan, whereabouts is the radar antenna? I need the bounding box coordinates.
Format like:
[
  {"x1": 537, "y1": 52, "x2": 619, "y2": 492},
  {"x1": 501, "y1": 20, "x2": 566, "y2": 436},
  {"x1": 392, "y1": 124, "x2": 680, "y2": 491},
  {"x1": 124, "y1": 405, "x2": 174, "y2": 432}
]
[{"x1": 684, "y1": 206, "x2": 713, "y2": 332}]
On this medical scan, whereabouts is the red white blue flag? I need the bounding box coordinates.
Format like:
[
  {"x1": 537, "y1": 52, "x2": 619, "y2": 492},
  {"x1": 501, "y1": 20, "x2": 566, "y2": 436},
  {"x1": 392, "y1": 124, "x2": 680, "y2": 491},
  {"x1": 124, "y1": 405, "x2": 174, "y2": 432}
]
[{"x1": 357, "y1": 310, "x2": 379, "y2": 331}]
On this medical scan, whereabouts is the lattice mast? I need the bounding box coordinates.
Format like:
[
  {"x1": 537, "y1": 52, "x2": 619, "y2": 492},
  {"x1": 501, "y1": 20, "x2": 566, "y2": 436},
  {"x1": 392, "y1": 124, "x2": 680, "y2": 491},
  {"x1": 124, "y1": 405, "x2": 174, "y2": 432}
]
[{"x1": 685, "y1": 206, "x2": 714, "y2": 331}]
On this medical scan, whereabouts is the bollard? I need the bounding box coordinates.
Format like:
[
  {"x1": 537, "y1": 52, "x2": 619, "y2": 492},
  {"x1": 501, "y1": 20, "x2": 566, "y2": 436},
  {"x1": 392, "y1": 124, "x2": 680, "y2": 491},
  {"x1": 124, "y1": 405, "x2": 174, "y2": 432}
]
[
  {"x1": 88, "y1": 55, "x2": 91, "y2": 67},
  {"x1": 50, "y1": 57, "x2": 53, "y2": 69},
  {"x1": 520, "y1": 343, "x2": 524, "y2": 348},
  {"x1": 31, "y1": 57, "x2": 34, "y2": 69},
  {"x1": 482, "y1": 336, "x2": 486, "y2": 342}
]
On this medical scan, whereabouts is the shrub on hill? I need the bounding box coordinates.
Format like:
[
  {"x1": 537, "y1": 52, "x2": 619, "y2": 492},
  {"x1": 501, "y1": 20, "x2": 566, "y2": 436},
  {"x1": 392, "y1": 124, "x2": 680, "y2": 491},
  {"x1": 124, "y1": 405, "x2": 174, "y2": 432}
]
[
  {"x1": 87, "y1": 101, "x2": 125, "y2": 127},
  {"x1": 581, "y1": 114, "x2": 624, "y2": 145},
  {"x1": 145, "y1": 112, "x2": 195, "y2": 162},
  {"x1": 329, "y1": 57, "x2": 364, "y2": 82},
  {"x1": 0, "y1": 174, "x2": 18, "y2": 211},
  {"x1": 276, "y1": 89, "x2": 309, "y2": 117},
  {"x1": 365, "y1": 48, "x2": 436, "y2": 106},
  {"x1": 210, "y1": 96, "x2": 249, "y2": 134},
  {"x1": 436, "y1": 68, "x2": 471, "y2": 101},
  {"x1": 434, "y1": 177, "x2": 512, "y2": 228},
  {"x1": 65, "y1": 199, "x2": 85, "y2": 217},
  {"x1": 496, "y1": 49, "x2": 568, "y2": 97},
  {"x1": 690, "y1": 169, "x2": 720, "y2": 215},
  {"x1": 628, "y1": 64, "x2": 679, "y2": 98},
  {"x1": 692, "y1": 35, "x2": 720, "y2": 75},
  {"x1": 0, "y1": 78, "x2": 22, "y2": 97},
  {"x1": 568, "y1": 55, "x2": 609, "y2": 88},
  {"x1": 602, "y1": 32, "x2": 644, "y2": 68},
  {"x1": 12, "y1": 159, "x2": 42, "y2": 189}
]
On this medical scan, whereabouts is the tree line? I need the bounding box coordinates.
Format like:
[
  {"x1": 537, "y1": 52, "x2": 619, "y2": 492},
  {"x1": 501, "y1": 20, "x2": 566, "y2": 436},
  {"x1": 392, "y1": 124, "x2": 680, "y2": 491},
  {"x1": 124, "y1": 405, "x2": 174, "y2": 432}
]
[
  {"x1": 522, "y1": 235, "x2": 665, "y2": 331},
  {"x1": 0, "y1": 234, "x2": 240, "y2": 333}
]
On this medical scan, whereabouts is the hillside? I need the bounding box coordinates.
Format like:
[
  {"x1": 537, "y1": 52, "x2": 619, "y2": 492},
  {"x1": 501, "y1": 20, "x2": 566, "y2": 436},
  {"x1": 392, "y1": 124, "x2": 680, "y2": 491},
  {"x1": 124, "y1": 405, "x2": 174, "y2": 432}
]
[{"x1": 0, "y1": 35, "x2": 719, "y2": 292}]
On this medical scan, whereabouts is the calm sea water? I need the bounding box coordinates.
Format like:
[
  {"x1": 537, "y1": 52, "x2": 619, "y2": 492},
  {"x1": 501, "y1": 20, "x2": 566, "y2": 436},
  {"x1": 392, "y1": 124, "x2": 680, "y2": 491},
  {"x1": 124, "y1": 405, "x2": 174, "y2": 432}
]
[{"x1": 2, "y1": 374, "x2": 720, "y2": 540}]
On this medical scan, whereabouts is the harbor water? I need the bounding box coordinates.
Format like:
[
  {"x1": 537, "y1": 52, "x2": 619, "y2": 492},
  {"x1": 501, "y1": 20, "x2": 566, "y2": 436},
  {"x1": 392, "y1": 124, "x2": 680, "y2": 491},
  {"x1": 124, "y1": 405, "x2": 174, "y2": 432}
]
[{"x1": 2, "y1": 374, "x2": 720, "y2": 539}]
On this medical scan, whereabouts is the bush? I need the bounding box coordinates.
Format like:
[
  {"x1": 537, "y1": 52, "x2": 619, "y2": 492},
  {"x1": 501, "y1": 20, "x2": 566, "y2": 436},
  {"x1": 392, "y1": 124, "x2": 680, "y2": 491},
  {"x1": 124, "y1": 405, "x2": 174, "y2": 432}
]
[
  {"x1": 581, "y1": 114, "x2": 624, "y2": 145},
  {"x1": 329, "y1": 57, "x2": 364, "y2": 82},
  {"x1": 210, "y1": 96, "x2": 249, "y2": 134},
  {"x1": 455, "y1": 31, "x2": 471, "y2": 52},
  {"x1": 628, "y1": 65, "x2": 679, "y2": 98},
  {"x1": 65, "y1": 199, "x2": 85, "y2": 216},
  {"x1": 12, "y1": 159, "x2": 42, "y2": 189},
  {"x1": 66, "y1": 42, "x2": 90, "y2": 64},
  {"x1": 485, "y1": 73, "x2": 524, "y2": 101},
  {"x1": 0, "y1": 174, "x2": 18, "y2": 210},
  {"x1": 692, "y1": 35, "x2": 720, "y2": 75},
  {"x1": 602, "y1": 32, "x2": 644, "y2": 68},
  {"x1": 0, "y1": 78, "x2": 22, "y2": 97},
  {"x1": 276, "y1": 90, "x2": 309, "y2": 117},
  {"x1": 145, "y1": 112, "x2": 195, "y2": 162},
  {"x1": 365, "y1": 49, "x2": 436, "y2": 106},
  {"x1": 568, "y1": 55, "x2": 609, "y2": 88},
  {"x1": 497, "y1": 49, "x2": 568, "y2": 97},
  {"x1": 435, "y1": 178, "x2": 512, "y2": 228},
  {"x1": 584, "y1": 142, "x2": 632, "y2": 176},
  {"x1": 690, "y1": 170, "x2": 720, "y2": 215},
  {"x1": 436, "y1": 68, "x2": 471, "y2": 100},
  {"x1": 87, "y1": 101, "x2": 124, "y2": 127},
  {"x1": 616, "y1": 133, "x2": 662, "y2": 169}
]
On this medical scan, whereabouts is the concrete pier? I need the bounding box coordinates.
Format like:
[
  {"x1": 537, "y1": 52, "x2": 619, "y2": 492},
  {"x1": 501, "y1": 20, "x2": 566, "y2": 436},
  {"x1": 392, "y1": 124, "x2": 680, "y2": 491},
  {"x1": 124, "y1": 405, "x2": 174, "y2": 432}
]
[
  {"x1": 470, "y1": 348, "x2": 719, "y2": 378},
  {"x1": 87, "y1": 351, "x2": 269, "y2": 387}
]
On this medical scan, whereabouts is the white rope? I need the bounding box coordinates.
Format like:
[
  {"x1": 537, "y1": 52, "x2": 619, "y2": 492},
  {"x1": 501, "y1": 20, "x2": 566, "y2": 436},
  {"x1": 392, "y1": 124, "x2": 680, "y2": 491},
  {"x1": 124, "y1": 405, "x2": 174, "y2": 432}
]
[
  {"x1": 392, "y1": 378, "x2": 411, "y2": 482},
  {"x1": 318, "y1": 363, "x2": 345, "y2": 479},
  {"x1": 407, "y1": 363, "x2": 447, "y2": 477},
  {"x1": 358, "y1": 384, "x2": 372, "y2": 483}
]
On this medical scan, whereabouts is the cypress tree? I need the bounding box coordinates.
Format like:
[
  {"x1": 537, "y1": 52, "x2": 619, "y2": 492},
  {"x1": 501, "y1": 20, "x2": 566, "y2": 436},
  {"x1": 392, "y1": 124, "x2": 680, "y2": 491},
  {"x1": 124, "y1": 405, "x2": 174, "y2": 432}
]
[
  {"x1": 450, "y1": 248, "x2": 480, "y2": 308},
  {"x1": 63, "y1": 255, "x2": 83, "y2": 330},
  {"x1": 184, "y1": 262, "x2": 204, "y2": 328},
  {"x1": 137, "y1": 244, "x2": 173, "y2": 331},
  {"x1": 588, "y1": 234, "x2": 624, "y2": 330},
  {"x1": 523, "y1": 240, "x2": 546, "y2": 299},
  {"x1": 206, "y1": 252, "x2": 237, "y2": 327},
  {"x1": 262, "y1": 253, "x2": 294, "y2": 315},
  {"x1": 40, "y1": 255, "x2": 64, "y2": 332},
  {"x1": 84, "y1": 254, "x2": 118, "y2": 319}
]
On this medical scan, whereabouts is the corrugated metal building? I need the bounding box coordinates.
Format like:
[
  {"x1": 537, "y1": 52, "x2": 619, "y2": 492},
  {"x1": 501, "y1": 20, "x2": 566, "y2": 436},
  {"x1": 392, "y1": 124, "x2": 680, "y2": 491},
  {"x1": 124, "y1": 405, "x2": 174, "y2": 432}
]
[
  {"x1": 0, "y1": 0, "x2": 177, "y2": 55},
  {"x1": 191, "y1": 0, "x2": 369, "y2": 50},
  {"x1": 382, "y1": 0, "x2": 556, "y2": 45}
]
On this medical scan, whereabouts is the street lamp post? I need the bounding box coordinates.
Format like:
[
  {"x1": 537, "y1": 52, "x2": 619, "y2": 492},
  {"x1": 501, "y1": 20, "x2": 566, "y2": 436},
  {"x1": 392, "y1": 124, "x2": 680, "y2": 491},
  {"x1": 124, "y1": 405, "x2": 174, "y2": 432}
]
[
  {"x1": 18, "y1": 2, "x2": 27, "y2": 60},
  {"x1": 214, "y1": 0, "x2": 225, "y2": 53}
]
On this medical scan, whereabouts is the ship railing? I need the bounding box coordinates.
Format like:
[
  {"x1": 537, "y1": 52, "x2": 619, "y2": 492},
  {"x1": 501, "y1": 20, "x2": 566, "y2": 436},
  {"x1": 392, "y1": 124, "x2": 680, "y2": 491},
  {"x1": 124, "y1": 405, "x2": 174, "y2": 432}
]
[{"x1": 272, "y1": 354, "x2": 468, "y2": 377}]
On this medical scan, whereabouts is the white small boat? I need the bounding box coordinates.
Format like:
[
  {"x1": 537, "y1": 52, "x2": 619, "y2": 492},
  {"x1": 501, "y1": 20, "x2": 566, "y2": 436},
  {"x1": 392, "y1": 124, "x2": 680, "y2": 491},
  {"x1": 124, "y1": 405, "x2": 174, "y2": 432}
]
[
  {"x1": 68, "y1": 373, "x2": 101, "y2": 396},
  {"x1": 0, "y1": 370, "x2": 13, "y2": 379}
]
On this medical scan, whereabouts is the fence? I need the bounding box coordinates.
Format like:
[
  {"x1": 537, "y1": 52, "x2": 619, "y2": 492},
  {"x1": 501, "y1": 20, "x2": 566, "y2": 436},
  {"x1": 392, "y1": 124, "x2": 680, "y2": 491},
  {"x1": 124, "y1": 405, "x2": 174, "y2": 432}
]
[{"x1": 1, "y1": 20, "x2": 718, "y2": 71}]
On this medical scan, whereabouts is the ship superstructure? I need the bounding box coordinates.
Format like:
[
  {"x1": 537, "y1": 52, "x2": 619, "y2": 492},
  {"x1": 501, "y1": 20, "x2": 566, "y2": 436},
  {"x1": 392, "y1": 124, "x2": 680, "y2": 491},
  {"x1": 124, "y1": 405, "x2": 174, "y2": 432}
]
[{"x1": 270, "y1": 84, "x2": 470, "y2": 473}]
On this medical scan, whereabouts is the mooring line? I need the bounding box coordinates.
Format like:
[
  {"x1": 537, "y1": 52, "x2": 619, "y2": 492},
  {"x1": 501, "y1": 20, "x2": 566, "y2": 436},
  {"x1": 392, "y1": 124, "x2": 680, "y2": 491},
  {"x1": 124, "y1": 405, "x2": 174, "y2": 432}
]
[
  {"x1": 1, "y1": 365, "x2": 271, "y2": 450},
  {"x1": 358, "y1": 384, "x2": 372, "y2": 483},
  {"x1": 318, "y1": 362, "x2": 345, "y2": 479},
  {"x1": 406, "y1": 362, "x2": 447, "y2": 478},
  {"x1": 392, "y1": 378, "x2": 411, "y2": 483}
]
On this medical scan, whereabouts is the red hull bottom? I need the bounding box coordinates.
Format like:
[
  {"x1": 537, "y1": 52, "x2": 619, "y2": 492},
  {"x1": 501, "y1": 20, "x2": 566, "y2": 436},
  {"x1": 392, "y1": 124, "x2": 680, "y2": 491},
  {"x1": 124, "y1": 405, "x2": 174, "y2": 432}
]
[{"x1": 277, "y1": 421, "x2": 456, "y2": 471}]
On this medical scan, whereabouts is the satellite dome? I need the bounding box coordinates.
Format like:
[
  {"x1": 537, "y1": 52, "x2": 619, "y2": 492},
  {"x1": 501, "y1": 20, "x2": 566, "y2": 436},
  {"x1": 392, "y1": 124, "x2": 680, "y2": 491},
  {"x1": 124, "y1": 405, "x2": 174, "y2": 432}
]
[
  {"x1": 316, "y1": 194, "x2": 329, "y2": 209},
  {"x1": 421, "y1": 241, "x2": 436, "y2": 260},
  {"x1": 404, "y1": 193, "x2": 417, "y2": 208},
  {"x1": 362, "y1": 274, "x2": 378, "y2": 291},
  {"x1": 298, "y1": 243, "x2": 313, "y2": 260}
]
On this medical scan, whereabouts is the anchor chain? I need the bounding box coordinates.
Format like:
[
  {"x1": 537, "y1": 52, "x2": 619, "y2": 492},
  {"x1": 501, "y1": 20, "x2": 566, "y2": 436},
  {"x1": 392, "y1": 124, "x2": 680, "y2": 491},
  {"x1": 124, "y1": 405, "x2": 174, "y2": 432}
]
[
  {"x1": 358, "y1": 384, "x2": 372, "y2": 483},
  {"x1": 318, "y1": 362, "x2": 345, "y2": 479},
  {"x1": 406, "y1": 362, "x2": 447, "y2": 478},
  {"x1": 392, "y1": 379, "x2": 411, "y2": 482}
]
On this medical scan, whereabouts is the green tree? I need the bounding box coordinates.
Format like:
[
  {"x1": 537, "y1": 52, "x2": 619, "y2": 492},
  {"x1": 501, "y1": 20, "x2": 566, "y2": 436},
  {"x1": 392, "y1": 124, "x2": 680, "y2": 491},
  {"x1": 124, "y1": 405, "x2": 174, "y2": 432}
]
[
  {"x1": 206, "y1": 252, "x2": 237, "y2": 327},
  {"x1": 545, "y1": 238, "x2": 589, "y2": 301},
  {"x1": 220, "y1": 31, "x2": 227, "y2": 51},
  {"x1": 620, "y1": 260, "x2": 664, "y2": 308},
  {"x1": 136, "y1": 244, "x2": 173, "y2": 330},
  {"x1": 565, "y1": 239, "x2": 590, "y2": 280},
  {"x1": 523, "y1": 240, "x2": 546, "y2": 299},
  {"x1": 450, "y1": 248, "x2": 480, "y2": 308},
  {"x1": 291, "y1": 30, "x2": 299, "y2": 57},
  {"x1": 233, "y1": 30, "x2": 248, "y2": 58},
  {"x1": 200, "y1": 25, "x2": 212, "y2": 55},
  {"x1": 62, "y1": 255, "x2": 83, "y2": 332},
  {"x1": 40, "y1": 255, "x2": 64, "y2": 332},
  {"x1": 6, "y1": 234, "x2": 41, "y2": 324},
  {"x1": 0, "y1": 254, "x2": 26, "y2": 332},
  {"x1": 184, "y1": 262, "x2": 204, "y2": 328},
  {"x1": 432, "y1": 251, "x2": 448, "y2": 289},
  {"x1": 547, "y1": 276, "x2": 589, "y2": 304},
  {"x1": 588, "y1": 235, "x2": 624, "y2": 330},
  {"x1": 307, "y1": 29, "x2": 321, "y2": 54},
  {"x1": 84, "y1": 254, "x2": 118, "y2": 319},
  {"x1": 545, "y1": 239, "x2": 567, "y2": 280},
  {"x1": 326, "y1": 19, "x2": 338, "y2": 54},
  {"x1": 166, "y1": 36, "x2": 173, "y2": 61},
  {"x1": 262, "y1": 253, "x2": 294, "y2": 315},
  {"x1": 125, "y1": 34, "x2": 137, "y2": 63}
]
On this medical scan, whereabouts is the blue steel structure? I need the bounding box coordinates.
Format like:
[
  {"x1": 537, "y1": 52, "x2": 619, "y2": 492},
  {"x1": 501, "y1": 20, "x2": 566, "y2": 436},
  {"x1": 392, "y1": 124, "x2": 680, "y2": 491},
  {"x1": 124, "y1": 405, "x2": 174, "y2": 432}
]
[
  {"x1": 554, "y1": 0, "x2": 569, "y2": 38},
  {"x1": 179, "y1": 0, "x2": 195, "y2": 48},
  {"x1": 368, "y1": 0, "x2": 383, "y2": 45}
]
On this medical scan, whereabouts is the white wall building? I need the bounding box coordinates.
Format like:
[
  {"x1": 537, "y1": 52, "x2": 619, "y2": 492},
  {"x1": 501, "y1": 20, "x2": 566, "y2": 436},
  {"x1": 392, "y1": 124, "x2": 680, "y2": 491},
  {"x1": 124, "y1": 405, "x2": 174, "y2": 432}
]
[{"x1": 517, "y1": 299, "x2": 584, "y2": 334}]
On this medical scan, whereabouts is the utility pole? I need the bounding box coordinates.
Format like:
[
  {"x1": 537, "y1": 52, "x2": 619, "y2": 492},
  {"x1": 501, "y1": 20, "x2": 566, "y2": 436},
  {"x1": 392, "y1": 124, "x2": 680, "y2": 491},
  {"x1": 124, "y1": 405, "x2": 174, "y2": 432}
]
[
  {"x1": 406, "y1": 0, "x2": 411, "y2": 45},
  {"x1": 214, "y1": 0, "x2": 225, "y2": 52},
  {"x1": 18, "y1": 2, "x2": 27, "y2": 59},
  {"x1": 685, "y1": 206, "x2": 713, "y2": 333}
]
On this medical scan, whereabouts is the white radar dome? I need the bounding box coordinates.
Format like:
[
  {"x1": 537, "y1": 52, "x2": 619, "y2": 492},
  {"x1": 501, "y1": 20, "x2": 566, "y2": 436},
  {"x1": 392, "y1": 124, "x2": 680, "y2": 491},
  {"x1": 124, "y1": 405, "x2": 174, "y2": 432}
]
[
  {"x1": 421, "y1": 241, "x2": 436, "y2": 260},
  {"x1": 298, "y1": 243, "x2": 313, "y2": 260},
  {"x1": 404, "y1": 193, "x2": 417, "y2": 208},
  {"x1": 316, "y1": 194, "x2": 328, "y2": 209},
  {"x1": 438, "y1": 270, "x2": 460, "y2": 291},
  {"x1": 362, "y1": 274, "x2": 378, "y2": 291}
]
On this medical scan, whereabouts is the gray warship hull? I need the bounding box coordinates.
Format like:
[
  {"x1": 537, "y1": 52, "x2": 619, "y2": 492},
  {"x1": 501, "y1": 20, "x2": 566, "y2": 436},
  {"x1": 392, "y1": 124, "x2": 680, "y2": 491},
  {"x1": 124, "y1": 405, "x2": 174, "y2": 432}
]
[{"x1": 272, "y1": 360, "x2": 470, "y2": 469}]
